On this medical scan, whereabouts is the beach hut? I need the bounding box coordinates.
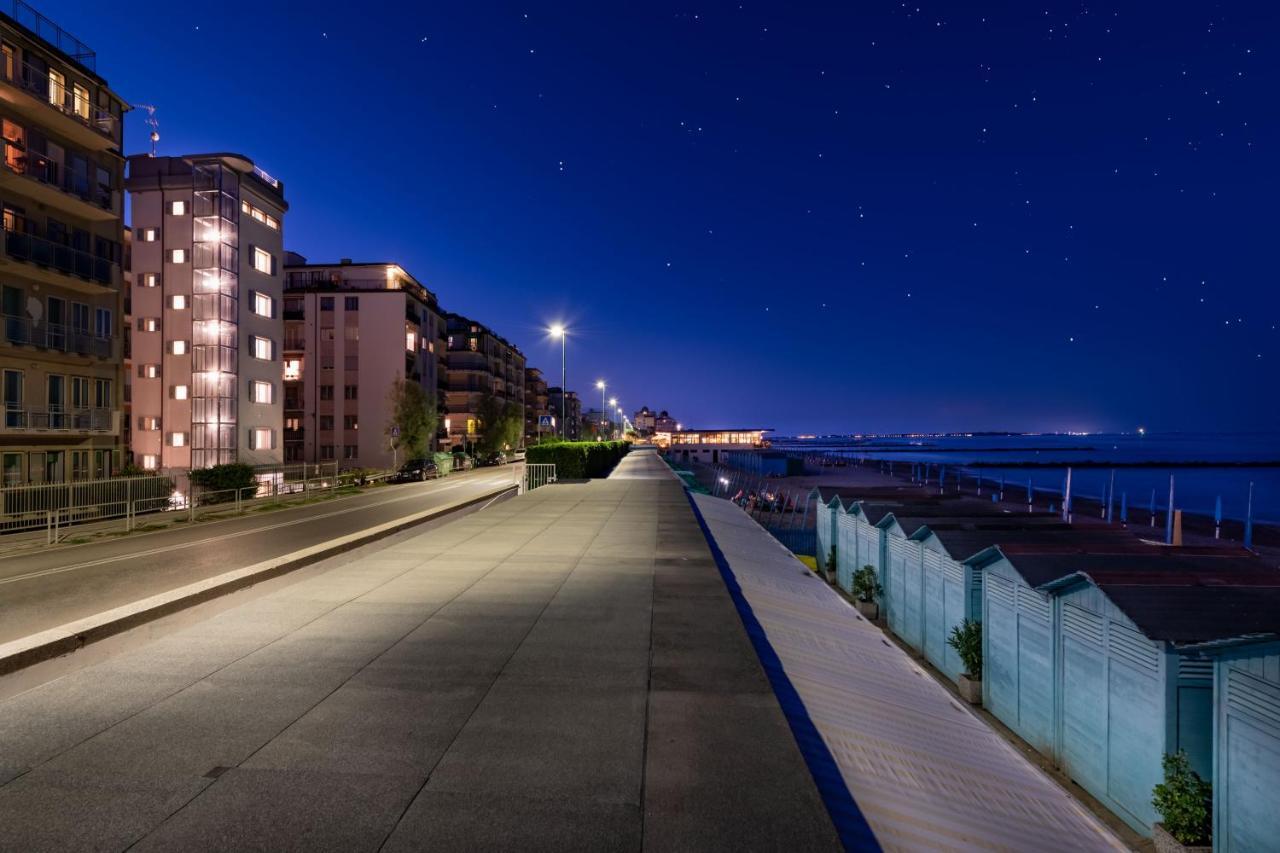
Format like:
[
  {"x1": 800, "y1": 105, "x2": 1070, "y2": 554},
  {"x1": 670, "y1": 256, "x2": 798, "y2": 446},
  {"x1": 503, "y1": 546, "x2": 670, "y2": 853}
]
[
  {"x1": 815, "y1": 494, "x2": 843, "y2": 575},
  {"x1": 1206, "y1": 639, "x2": 1280, "y2": 852}
]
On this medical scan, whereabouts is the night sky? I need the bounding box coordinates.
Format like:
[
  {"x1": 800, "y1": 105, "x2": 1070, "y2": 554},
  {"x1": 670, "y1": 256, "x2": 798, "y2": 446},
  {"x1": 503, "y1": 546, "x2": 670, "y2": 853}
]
[{"x1": 59, "y1": 1, "x2": 1278, "y2": 434}]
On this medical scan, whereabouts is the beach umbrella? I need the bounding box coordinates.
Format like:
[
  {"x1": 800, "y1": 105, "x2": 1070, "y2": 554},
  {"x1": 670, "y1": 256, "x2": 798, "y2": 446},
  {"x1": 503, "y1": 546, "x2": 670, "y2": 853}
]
[
  {"x1": 1165, "y1": 475, "x2": 1176, "y2": 545},
  {"x1": 1120, "y1": 491, "x2": 1128, "y2": 524},
  {"x1": 1244, "y1": 482, "x2": 1255, "y2": 550},
  {"x1": 1214, "y1": 495, "x2": 1223, "y2": 540}
]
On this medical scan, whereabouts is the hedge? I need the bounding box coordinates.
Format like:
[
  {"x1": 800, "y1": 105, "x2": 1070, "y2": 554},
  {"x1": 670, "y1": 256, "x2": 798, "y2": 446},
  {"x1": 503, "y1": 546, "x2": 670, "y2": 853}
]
[
  {"x1": 189, "y1": 463, "x2": 257, "y2": 502},
  {"x1": 525, "y1": 441, "x2": 630, "y2": 479}
]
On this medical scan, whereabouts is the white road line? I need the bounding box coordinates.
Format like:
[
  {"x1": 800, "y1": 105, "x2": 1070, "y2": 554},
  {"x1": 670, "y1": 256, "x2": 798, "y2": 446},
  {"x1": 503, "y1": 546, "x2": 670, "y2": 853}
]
[{"x1": 0, "y1": 477, "x2": 511, "y2": 587}]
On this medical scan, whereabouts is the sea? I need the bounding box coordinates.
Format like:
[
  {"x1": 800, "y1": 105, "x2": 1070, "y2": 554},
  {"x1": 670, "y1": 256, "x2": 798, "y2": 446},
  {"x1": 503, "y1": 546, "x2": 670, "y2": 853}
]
[{"x1": 770, "y1": 432, "x2": 1280, "y2": 524}]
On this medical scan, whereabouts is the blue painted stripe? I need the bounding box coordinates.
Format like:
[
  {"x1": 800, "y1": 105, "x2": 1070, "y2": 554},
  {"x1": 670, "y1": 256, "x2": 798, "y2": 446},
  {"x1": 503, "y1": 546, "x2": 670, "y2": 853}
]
[{"x1": 683, "y1": 491, "x2": 881, "y2": 852}]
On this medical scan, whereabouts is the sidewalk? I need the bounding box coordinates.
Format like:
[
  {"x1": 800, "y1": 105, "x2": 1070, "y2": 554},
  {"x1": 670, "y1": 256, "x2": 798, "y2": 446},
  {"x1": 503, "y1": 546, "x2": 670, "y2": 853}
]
[{"x1": 0, "y1": 450, "x2": 838, "y2": 851}]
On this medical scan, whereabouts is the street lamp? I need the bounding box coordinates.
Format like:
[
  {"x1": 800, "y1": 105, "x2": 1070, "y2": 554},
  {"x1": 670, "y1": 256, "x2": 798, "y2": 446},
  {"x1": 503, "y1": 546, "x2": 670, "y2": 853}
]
[
  {"x1": 550, "y1": 325, "x2": 567, "y2": 438},
  {"x1": 608, "y1": 396, "x2": 617, "y2": 439},
  {"x1": 596, "y1": 380, "x2": 607, "y2": 440}
]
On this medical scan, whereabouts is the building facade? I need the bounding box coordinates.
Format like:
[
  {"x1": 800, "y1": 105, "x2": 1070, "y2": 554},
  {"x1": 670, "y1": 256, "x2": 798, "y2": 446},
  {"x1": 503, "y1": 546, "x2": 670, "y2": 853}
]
[
  {"x1": 443, "y1": 313, "x2": 525, "y2": 449},
  {"x1": 546, "y1": 386, "x2": 580, "y2": 440},
  {"x1": 524, "y1": 366, "x2": 549, "y2": 442},
  {"x1": 0, "y1": 4, "x2": 127, "y2": 484},
  {"x1": 125, "y1": 153, "x2": 286, "y2": 471},
  {"x1": 282, "y1": 259, "x2": 446, "y2": 469}
]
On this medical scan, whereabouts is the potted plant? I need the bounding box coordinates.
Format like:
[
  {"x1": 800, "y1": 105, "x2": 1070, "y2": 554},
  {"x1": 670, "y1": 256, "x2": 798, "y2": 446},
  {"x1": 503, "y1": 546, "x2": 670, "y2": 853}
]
[
  {"x1": 1151, "y1": 751, "x2": 1212, "y2": 853},
  {"x1": 851, "y1": 565, "x2": 881, "y2": 619},
  {"x1": 947, "y1": 619, "x2": 983, "y2": 704},
  {"x1": 822, "y1": 545, "x2": 837, "y2": 584}
]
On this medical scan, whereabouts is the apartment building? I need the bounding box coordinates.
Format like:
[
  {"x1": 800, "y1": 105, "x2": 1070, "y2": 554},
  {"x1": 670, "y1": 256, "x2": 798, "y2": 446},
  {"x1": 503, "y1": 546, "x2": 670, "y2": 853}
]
[
  {"x1": 125, "y1": 153, "x2": 287, "y2": 471},
  {"x1": 524, "y1": 366, "x2": 549, "y2": 441},
  {"x1": 282, "y1": 259, "x2": 446, "y2": 468},
  {"x1": 443, "y1": 313, "x2": 525, "y2": 449},
  {"x1": 546, "y1": 387, "x2": 581, "y2": 440},
  {"x1": 0, "y1": 3, "x2": 127, "y2": 485}
]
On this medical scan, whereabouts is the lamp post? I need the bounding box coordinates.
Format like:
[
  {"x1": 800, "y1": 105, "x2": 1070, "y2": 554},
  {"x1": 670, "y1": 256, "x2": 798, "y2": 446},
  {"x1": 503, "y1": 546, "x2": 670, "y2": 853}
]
[
  {"x1": 596, "y1": 380, "x2": 607, "y2": 440},
  {"x1": 550, "y1": 325, "x2": 566, "y2": 438},
  {"x1": 608, "y1": 396, "x2": 617, "y2": 439}
]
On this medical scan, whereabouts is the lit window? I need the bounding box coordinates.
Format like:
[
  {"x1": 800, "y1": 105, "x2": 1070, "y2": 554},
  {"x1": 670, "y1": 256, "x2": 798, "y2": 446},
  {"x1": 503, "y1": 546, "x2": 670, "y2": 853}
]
[
  {"x1": 72, "y1": 83, "x2": 89, "y2": 120},
  {"x1": 169, "y1": 249, "x2": 186, "y2": 263},
  {"x1": 406, "y1": 331, "x2": 416, "y2": 352},
  {"x1": 250, "y1": 427, "x2": 274, "y2": 450},
  {"x1": 137, "y1": 318, "x2": 159, "y2": 332},
  {"x1": 47, "y1": 69, "x2": 64, "y2": 106},
  {"x1": 253, "y1": 291, "x2": 273, "y2": 318},
  {"x1": 170, "y1": 340, "x2": 188, "y2": 355},
  {"x1": 251, "y1": 380, "x2": 273, "y2": 404},
  {"x1": 137, "y1": 364, "x2": 159, "y2": 378},
  {"x1": 283, "y1": 358, "x2": 302, "y2": 381},
  {"x1": 138, "y1": 416, "x2": 161, "y2": 431},
  {"x1": 141, "y1": 454, "x2": 159, "y2": 470},
  {"x1": 139, "y1": 228, "x2": 158, "y2": 242},
  {"x1": 169, "y1": 200, "x2": 187, "y2": 215},
  {"x1": 171, "y1": 385, "x2": 189, "y2": 400},
  {"x1": 140, "y1": 273, "x2": 159, "y2": 287},
  {"x1": 170, "y1": 294, "x2": 187, "y2": 310},
  {"x1": 265, "y1": 213, "x2": 279, "y2": 230},
  {"x1": 253, "y1": 336, "x2": 273, "y2": 360},
  {"x1": 252, "y1": 247, "x2": 272, "y2": 274},
  {"x1": 168, "y1": 432, "x2": 187, "y2": 447}
]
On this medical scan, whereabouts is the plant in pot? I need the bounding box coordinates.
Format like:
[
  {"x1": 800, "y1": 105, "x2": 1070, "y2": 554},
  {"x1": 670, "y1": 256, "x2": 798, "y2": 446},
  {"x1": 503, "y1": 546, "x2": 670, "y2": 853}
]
[
  {"x1": 1151, "y1": 750, "x2": 1212, "y2": 853},
  {"x1": 822, "y1": 545, "x2": 837, "y2": 583},
  {"x1": 851, "y1": 565, "x2": 881, "y2": 620},
  {"x1": 947, "y1": 619, "x2": 983, "y2": 704}
]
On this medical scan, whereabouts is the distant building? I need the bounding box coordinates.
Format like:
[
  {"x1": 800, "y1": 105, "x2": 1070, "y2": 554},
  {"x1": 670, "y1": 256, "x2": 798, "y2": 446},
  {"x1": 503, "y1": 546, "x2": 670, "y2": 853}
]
[
  {"x1": 282, "y1": 258, "x2": 446, "y2": 468},
  {"x1": 126, "y1": 153, "x2": 286, "y2": 471},
  {"x1": 633, "y1": 406, "x2": 656, "y2": 435},
  {"x1": 654, "y1": 409, "x2": 678, "y2": 433},
  {"x1": 582, "y1": 407, "x2": 614, "y2": 439},
  {"x1": 443, "y1": 313, "x2": 525, "y2": 449},
  {"x1": 666, "y1": 428, "x2": 771, "y2": 464},
  {"x1": 1, "y1": 6, "x2": 127, "y2": 484},
  {"x1": 546, "y1": 387, "x2": 581, "y2": 440},
  {"x1": 524, "y1": 366, "x2": 549, "y2": 441}
]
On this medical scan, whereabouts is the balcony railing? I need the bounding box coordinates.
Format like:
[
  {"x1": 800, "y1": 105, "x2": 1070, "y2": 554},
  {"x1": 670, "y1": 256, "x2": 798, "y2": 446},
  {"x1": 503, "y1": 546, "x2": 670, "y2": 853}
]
[
  {"x1": 3, "y1": 314, "x2": 112, "y2": 357},
  {"x1": 1, "y1": 55, "x2": 117, "y2": 139},
  {"x1": 3, "y1": 405, "x2": 113, "y2": 432},
  {"x1": 3, "y1": 146, "x2": 114, "y2": 209},
  {"x1": 4, "y1": 228, "x2": 116, "y2": 286},
  {"x1": 9, "y1": 1, "x2": 97, "y2": 70}
]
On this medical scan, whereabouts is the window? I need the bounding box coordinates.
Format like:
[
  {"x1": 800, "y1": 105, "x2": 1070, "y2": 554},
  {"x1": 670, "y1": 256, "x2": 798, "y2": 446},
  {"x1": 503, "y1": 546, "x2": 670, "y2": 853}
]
[
  {"x1": 343, "y1": 415, "x2": 358, "y2": 430},
  {"x1": 70, "y1": 376, "x2": 89, "y2": 409},
  {"x1": 252, "y1": 247, "x2": 273, "y2": 274},
  {"x1": 250, "y1": 380, "x2": 273, "y2": 404},
  {"x1": 94, "y1": 378, "x2": 111, "y2": 409},
  {"x1": 241, "y1": 199, "x2": 280, "y2": 230},
  {"x1": 344, "y1": 385, "x2": 358, "y2": 400},
  {"x1": 171, "y1": 385, "x2": 189, "y2": 400},
  {"x1": 320, "y1": 297, "x2": 334, "y2": 311},
  {"x1": 141, "y1": 454, "x2": 159, "y2": 470},
  {"x1": 169, "y1": 340, "x2": 188, "y2": 355},
  {"x1": 71, "y1": 450, "x2": 89, "y2": 481},
  {"x1": 137, "y1": 416, "x2": 160, "y2": 431},
  {"x1": 137, "y1": 318, "x2": 159, "y2": 332},
  {"x1": 138, "y1": 364, "x2": 159, "y2": 378},
  {"x1": 344, "y1": 296, "x2": 358, "y2": 310},
  {"x1": 94, "y1": 307, "x2": 111, "y2": 338},
  {"x1": 343, "y1": 445, "x2": 358, "y2": 459},
  {"x1": 139, "y1": 228, "x2": 158, "y2": 242},
  {"x1": 343, "y1": 325, "x2": 359, "y2": 342},
  {"x1": 2, "y1": 369, "x2": 22, "y2": 428},
  {"x1": 249, "y1": 427, "x2": 274, "y2": 450},
  {"x1": 169, "y1": 200, "x2": 187, "y2": 215},
  {"x1": 283, "y1": 358, "x2": 302, "y2": 381},
  {"x1": 170, "y1": 294, "x2": 187, "y2": 310},
  {"x1": 72, "y1": 83, "x2": 90, "y2": 120},
  {"x1": 320, "y1": 445, "x2": 335, "y2": 460},
  {"x1": 319, "y1": 415, "x2": 334, "y2": 430},
  {"x1": 406, "y1": 331, "x2": 417, "y2": 352},
  {"x1": 169, "y1": 249, "x2": 187, "y2": 263},
  {"x1": 48, "y1": 69, "x2": 65, "y2": 106},
  {"x1": 71, "y1": 302, "x2": 90, "y2": 333},
  {"x1": 167, "y1": 432, "x2": 187, "y2": 447},
  {"x1": 252, "y1": 336, "x2": 273, "y2": 360},
  {"x1": 285, "y1": 416, "x2": 301, "y2": 431},
  {"x1": 252, "y1": 291, "x2": 273, "y2": 318},
  {"x1": 140, "y1": 273, "x2": 159, "y2": 287},
  {"x1": 319, "y1": 385, "x2": 334, "y2": 401}
]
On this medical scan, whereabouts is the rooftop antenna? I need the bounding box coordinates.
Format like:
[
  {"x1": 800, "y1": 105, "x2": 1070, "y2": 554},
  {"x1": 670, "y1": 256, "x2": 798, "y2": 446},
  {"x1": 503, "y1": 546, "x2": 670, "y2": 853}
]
[{"x1": 136, "y1": 104, "x2": 160, "y2": 156}]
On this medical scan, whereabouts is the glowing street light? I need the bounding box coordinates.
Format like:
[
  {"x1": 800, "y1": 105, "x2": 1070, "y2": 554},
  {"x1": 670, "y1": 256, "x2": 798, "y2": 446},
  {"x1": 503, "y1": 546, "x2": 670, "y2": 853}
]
[{"x1": 550, "y1": 325, "x2": 567, "y2": 438}]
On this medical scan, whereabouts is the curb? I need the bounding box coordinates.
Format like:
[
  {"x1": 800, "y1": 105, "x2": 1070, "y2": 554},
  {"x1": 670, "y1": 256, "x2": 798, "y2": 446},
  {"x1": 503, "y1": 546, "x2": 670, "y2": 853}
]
[{"x1": 0, "y1": 484, "x2": 518, "y2": 679}]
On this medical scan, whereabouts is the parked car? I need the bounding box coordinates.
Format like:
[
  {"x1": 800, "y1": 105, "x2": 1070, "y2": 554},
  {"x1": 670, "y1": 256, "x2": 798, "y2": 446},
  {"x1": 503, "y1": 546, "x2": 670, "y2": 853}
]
[
  {"x1": 477, "y1": 451, "x2": 508, "y2": 467},
  {"x1": 392, "y1": 458, "x2": 439, "y2": 482}
]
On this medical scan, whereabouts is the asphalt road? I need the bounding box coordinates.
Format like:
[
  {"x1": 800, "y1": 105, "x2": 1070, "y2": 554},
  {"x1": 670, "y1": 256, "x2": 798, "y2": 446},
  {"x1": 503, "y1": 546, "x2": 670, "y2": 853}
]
[{"x1": 0, "y1": 468, "x2": 520, "y2": 646}]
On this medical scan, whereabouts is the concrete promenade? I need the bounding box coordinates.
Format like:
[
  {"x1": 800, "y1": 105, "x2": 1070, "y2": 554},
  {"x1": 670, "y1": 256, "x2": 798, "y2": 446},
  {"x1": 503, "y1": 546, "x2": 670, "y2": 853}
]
[{"x1": 0, "y1": 450, "x2": 839, "y2": 851}]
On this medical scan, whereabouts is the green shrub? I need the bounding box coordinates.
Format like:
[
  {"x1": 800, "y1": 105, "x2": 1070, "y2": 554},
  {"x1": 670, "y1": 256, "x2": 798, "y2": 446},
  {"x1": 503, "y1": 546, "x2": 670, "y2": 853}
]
[
  {"x1": 189, "y1": 463, "x2": 256, "y2": 503},
  {"x1": 823, "y1": 545, "x2": 836, "y2": 573},
  {"x1": 947, "y1": 619, "x2": 983, "y2": 679},
  {"x1": 1152, "y1": 751, "x2": 1212, "y2": 845},
  {"x1": 852, "y1": 565, "x2": 882, "y2": 603},
  {"x1": 525, "y1": 441, "x2": 630, "y2": 478}
]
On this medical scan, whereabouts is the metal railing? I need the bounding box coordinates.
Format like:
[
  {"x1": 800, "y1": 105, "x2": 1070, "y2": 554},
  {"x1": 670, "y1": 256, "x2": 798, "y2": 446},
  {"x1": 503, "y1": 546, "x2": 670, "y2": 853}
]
[
  {"x1": 0, "y1": 473, "x2": 174, "y2": 538},
  {"x1": 3, "y1": 314, "x2": 113, "y2": 356},
  {"x1": 3, "y1": 229, "x2": 116, "y2": 285},
  {"x1": 3, "y1": 146, "x2": 114, "y2": 209},
  {"x1": 2, "y1": 405, "x2": 113, "y2": 432},
  {"x1": 1, "y1": 56, "x2": 116, "y2": 138},
  {"x1": 9, "y1": 1, "x2": 97, "y2": 70},
  {"x1": 521, "y1": 463, "x2": 557, "y2": 494}
]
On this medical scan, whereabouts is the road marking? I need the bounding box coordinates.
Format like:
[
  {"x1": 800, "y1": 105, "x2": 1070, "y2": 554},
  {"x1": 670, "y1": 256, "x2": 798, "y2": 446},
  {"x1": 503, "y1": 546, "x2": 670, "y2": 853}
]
[{"x1": 0, "y1": 477, "x2": 511, "y2": 587}]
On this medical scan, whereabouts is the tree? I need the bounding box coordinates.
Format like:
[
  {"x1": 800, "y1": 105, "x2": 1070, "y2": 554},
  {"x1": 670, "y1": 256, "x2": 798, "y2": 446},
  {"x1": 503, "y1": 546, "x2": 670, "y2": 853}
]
[
  {"x1": 476, "y1": 392, "x2": 524, "y2": 454},
  {"x1": 386, "y1": 379, "x2": 438, "y2": 462}
]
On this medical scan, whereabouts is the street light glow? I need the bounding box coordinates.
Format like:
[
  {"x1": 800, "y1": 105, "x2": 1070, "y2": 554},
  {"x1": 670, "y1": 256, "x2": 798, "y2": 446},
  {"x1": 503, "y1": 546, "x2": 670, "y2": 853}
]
[
  {"x1": 549, "y1": 324, "x2": 566, "y2": 338},
  {"x1": 596, "y1": 380, "x2": 605, "y2": 390},
  {"x1": 609, "y1": 397, "x2": 617, "y2": 407}
]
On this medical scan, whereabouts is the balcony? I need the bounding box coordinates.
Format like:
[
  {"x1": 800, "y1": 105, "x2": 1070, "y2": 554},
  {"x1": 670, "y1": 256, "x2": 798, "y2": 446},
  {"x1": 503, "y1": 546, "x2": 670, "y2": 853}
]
[
  {"x1": 1, "y1": 146, "x2": 117, "y2": 220},
  {"x1": 2, "y1": 228, "x2": 117, "y2": 292},
  {"x1": 3, "y1": 314, "x2": 113, "y2": 358},
  {"x1": 3, "y1": 405, "x2": 116, "y2": 433},
  {"x1": 8, "y1": 2, "x2": 97, "y2": 70},
  {"x1": 0, "y1": 57, "x2": 118, "y2": 152}
]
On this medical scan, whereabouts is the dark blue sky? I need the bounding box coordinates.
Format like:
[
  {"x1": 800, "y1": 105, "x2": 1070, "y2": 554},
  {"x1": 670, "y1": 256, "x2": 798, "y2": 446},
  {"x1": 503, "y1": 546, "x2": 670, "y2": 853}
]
[{"x1": 63, "y1": 1, "x2": 1278, "y2": 434}]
